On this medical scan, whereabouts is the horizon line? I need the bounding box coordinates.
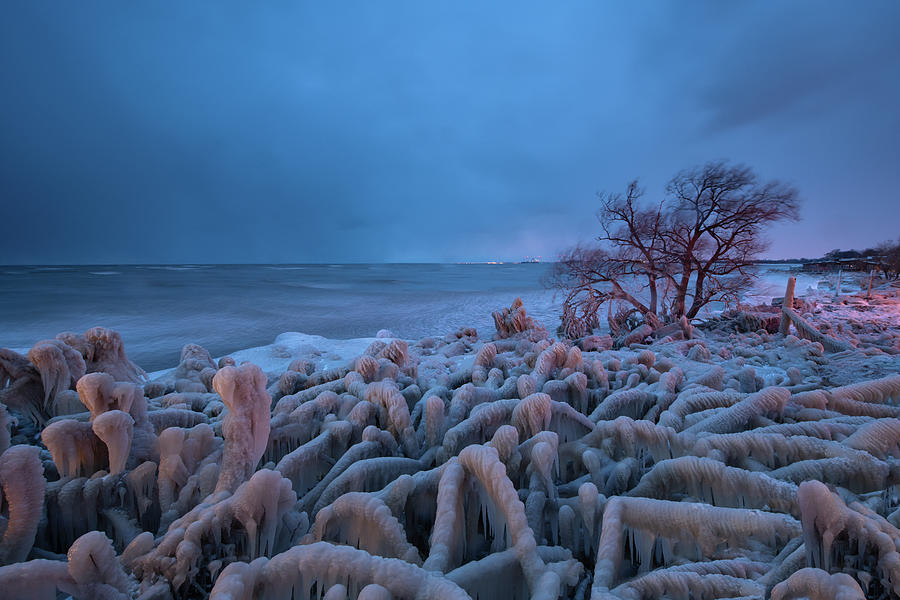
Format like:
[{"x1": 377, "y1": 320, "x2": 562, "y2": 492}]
[
  {"x1": 0, "y1": 261, "x2": 553, "y2": 267},
  {"x1": 1, "y1": 258, "x2": 810, "y2": 268}
]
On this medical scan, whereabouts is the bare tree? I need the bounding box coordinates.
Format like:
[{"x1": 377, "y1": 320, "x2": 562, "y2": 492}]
[
  {"x1": 876, "y1": 238, "x2": 900, "y2": 278},
  {"x1": 547, "y1": 161, "x2": 800, "y2": 337}
]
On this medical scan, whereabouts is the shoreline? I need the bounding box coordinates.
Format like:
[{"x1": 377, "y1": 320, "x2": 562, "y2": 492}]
[
  {"x1": 0, "y1": 263, "x2": 835, "y2": 374},
  {"x1": 143, "y1": 274, "x2": 894, "y2": 384}
]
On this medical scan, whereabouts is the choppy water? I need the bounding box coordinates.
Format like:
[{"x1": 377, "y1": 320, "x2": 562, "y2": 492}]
[
  {"x1": 0, "y1": 263, "x2": 823, "y2": 372},
  {"x1": 0, "y1": 263, "x2": 560, "y2": 371}
]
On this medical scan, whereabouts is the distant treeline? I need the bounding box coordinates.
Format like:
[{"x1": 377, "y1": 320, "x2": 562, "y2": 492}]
[
  {"x1": 753, "y1": 258, "x2": 813, "y2": 264},
  {"x1": 761, "y1": 240, "x2": 899, "y2": 263},
  {"x1": 758, "y1": 239, "x2": 900, "y2": 275}
]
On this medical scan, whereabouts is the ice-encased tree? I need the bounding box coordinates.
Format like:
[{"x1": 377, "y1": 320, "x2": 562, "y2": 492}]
[{"x1": 547, "y1": 161, "x2": 800, "y2": 336}]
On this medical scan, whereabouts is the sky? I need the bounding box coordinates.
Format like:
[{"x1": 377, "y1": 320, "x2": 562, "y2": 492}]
[{"x1": 1, "y1": 1, "x2": 899, "y2": 264}]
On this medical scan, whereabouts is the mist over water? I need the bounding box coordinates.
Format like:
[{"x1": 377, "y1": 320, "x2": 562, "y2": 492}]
[{"x1": 0, "y1": 263, "x2": 822, "y2": 372}]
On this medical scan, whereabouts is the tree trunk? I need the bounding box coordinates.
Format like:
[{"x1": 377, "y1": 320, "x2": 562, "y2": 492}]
[
  {"x1": 685, "y1": 272, "x2": 707, "y2": 319},
  {"x1": 673, "y1": 265, "x2": 691, "y2": 317}
]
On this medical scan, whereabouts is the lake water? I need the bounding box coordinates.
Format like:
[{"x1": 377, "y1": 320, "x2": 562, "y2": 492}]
[
  {"x1": 0, "y1": 263, "x2": 822, "y2": 371},
  {"x1": 0, "y1": 263, "x2": 559, "y2": 371}
]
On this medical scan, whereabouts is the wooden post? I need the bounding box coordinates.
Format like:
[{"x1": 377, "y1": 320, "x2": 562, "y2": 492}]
[
  {"x1": 779, "y1": 277, "x2": 796, "y2": 336},
  {"x1": 867, "y1": 269, "x2": 874, "y2": 299}
]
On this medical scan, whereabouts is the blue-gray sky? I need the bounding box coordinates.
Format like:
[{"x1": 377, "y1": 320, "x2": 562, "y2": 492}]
[{"x1": 1, "y1": 1, "x2": 898, "y2": 264}]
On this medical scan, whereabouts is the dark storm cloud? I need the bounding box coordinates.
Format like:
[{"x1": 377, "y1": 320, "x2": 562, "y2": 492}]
[{"x1": 1, "y1": 1, "x2": 898, "y2": 264}]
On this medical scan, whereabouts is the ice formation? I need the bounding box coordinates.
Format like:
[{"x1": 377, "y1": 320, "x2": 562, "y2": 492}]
[{"x1": 0, "y1": 282, "x2": 899, "y2": 598}]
